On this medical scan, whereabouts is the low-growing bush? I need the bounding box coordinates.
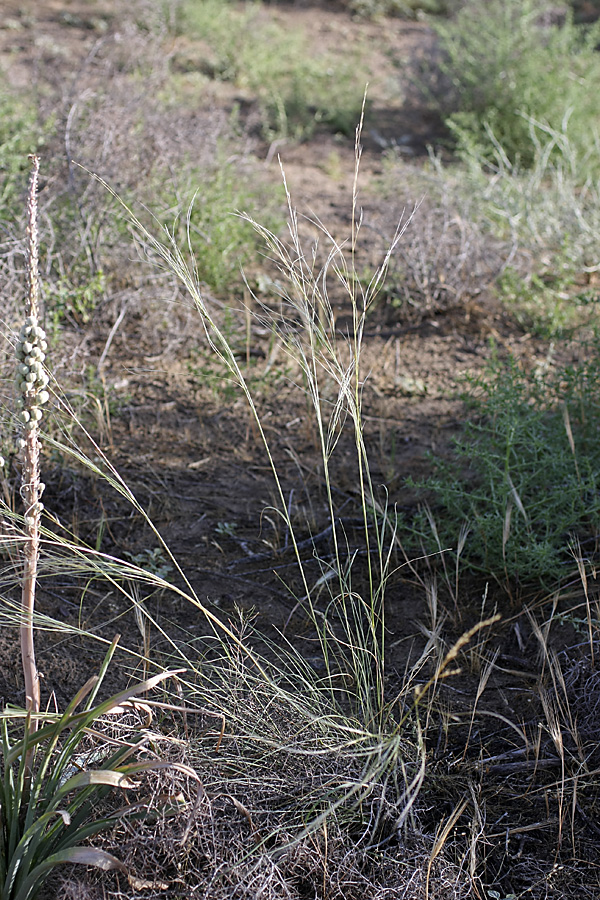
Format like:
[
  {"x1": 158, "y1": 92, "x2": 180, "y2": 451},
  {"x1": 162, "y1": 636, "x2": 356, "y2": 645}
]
[
  {"x1": 155, "y1": 156, "x2": 283, "y2": 296},
  {"x1": 369, "y1": 155, "x2": 511, "y2": 319},
  {"x1": 0, "y1": 90, "x2": 49, "y2": 328},
  {"x1": 428, "y1": 0, "x2": 600, "y2": 175},
  {"x1": 407, "y1": 350, "x2": 600, "y2": 586},
  {"x1": 0, "y1": 90, "x2": 44, "y2": 219},
  {"x1": 377, "y1": 123, "x2": 600, "y2": 329}
]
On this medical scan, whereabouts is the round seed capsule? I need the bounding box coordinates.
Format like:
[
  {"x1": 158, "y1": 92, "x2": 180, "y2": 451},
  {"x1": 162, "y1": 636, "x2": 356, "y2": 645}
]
[
  {"x1": 20, "y1": 381, "x2": 31, "y2": 393},
  {"x1": 39, "y1": 373, "x2": 49, "y2": 387},
  {"x1": 25, "y1": 316, "x2": 36, "y2": 326},
  {"x1": 24, "y1": 420, "x2": 37, "y2": 432},
  {"x1": 30, "y1": 362, "x2": 43, "y2": 376},
  {"x1": 25, "y1": 372, "x2": 36, "y2": 383},
  {"x1": 30, "y1": 407, "x2": 42, "y2": 421},
  {"x1": 15, "y1": 438, "x2": 26, "y2": 451},
  {"x1": 21, "y1": 341, "x2": 33, "y2": 354},
  {"x1": 32, "y1": 327, "x2": 46, "y2": 340},
  {"x1": 18, "y1": 410, "x2": 30, "y2": 423},
  {"x1": 37, "y1": 391, "x2": 50, "y2": 405},
  {"x1": 18, "y1": 363, "x2": 29, "y2": 376},
  {"x1": 25, "y1": 515, "x2": 35, "y2": 527},
  {"x1": 39, "y1": 340, "x2": 48, "y2": 352}
]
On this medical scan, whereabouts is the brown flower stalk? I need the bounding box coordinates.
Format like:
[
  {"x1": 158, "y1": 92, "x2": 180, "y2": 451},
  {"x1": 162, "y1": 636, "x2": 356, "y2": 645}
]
[{"x1": 18, "y1": 155, "x2": 49, "y2": 732}]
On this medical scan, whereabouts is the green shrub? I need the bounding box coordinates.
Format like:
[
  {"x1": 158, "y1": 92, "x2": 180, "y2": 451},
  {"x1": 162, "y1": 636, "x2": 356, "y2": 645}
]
[
  {"x1": 44, "y1": 270, "x2": 106, "y2": 328},
  {"x1": 498, "y1": 267, "x2": 600, "y2": 340},
  {"x1": 408, "y1": 350, "x2": 600, "y2": 586},
  {"x1": 154, "y1": 155, "x2": 283, "y2": 295},
  {"x1": 179, "y1": 0, "x2": 365, "y2": 139},
  {"x1": 430, "y1": 0, "x2": 600, "y2": 175}
]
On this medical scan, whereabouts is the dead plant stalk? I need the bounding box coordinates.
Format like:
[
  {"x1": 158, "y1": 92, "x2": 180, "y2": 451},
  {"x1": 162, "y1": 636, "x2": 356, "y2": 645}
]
[{"x1": 20, "y1": 155, "x2": 43, "y2": 737}]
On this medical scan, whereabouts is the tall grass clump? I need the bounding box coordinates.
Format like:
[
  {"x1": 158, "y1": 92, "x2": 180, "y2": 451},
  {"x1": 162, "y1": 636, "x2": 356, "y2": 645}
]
[
  {"x1": 429, "y1": 0, "x2": 600, "y2": 175},
  {"x1": 407, "y1": 350, "x2": 600, "y2": 588},
  {"x1": 0, "y1": 142, "x2": 494, "y2": 895},
  {"x1": 116, "y1": 126, "x2": 410, "y2": 731},
  {"x1": 76, "y1": 116, "x2": 494, "y2": 876}
]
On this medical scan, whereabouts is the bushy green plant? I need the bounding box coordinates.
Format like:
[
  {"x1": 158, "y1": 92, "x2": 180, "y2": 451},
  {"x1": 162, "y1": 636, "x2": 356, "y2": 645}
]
[
  {"x1": 179, "y1": 0, "x2": 365, "y2": 139},
  {"x1": 430, "y1": 0, "x2": 600, "y2": 175},
  {"x1": 158, "y1": 158, "x2": 283, "y2": 295},
  {"x1": 498, "y1": 267, "x2": 600, "y2": 339},
  {"x1": 44, "y1": 271, "x2": 106, "y2": 328},
  {"x1": 409, "y1": 350, "x2": 600, "y2": 586}
]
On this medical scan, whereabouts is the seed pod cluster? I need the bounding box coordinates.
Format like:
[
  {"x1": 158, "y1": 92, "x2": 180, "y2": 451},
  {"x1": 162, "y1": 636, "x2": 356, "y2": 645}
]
[
  {"x1": 15, "y1": 316, "x2": 49, "y2": 427},
  {"x1": 14, "y1": 315, "x2": 49, "y2": 522}
]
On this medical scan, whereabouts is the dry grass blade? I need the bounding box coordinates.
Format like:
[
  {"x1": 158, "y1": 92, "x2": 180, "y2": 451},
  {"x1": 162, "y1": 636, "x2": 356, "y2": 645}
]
[{"x1": 425, "y1": 795, "x2": 469, "y2": 900}]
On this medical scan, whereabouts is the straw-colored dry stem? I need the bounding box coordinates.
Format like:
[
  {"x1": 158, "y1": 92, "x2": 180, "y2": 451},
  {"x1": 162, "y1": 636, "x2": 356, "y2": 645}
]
[
  {"x1": 21, "y1": 154, "x2": 41, "y2": 725},
  {"x1": 20, "y1": 429, "x2": 41, "y2": 720}
]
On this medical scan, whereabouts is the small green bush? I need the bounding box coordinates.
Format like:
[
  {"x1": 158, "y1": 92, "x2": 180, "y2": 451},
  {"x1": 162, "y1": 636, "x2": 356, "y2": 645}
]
[
  {"x1": 44, "y1": 270, "x2": 106, "y2": 328},
  {"x1": 154, "y1": 155, "x2": 283, "y2": 296},
  {"x1": 498, "y1": 267, "x2": 600, "y2": 340},
  {"x1": 180, "y1": 0, "x2": 365, "y2": 139},
  {"x1": 408, "y1": 350, "x2": 600, "y2": 586},
  {"x1": 430, "y1": 0, "x2": 600, "y2": 175}
]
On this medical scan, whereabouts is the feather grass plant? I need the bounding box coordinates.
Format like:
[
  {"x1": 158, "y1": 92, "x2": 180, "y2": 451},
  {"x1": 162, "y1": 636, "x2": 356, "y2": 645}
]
[
  {"x1": 70, "y1": 110, "x2": 501, "y2": 859},
  {"x1": 83, "y1": 111, "x2": 409, "y2": 725}
]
